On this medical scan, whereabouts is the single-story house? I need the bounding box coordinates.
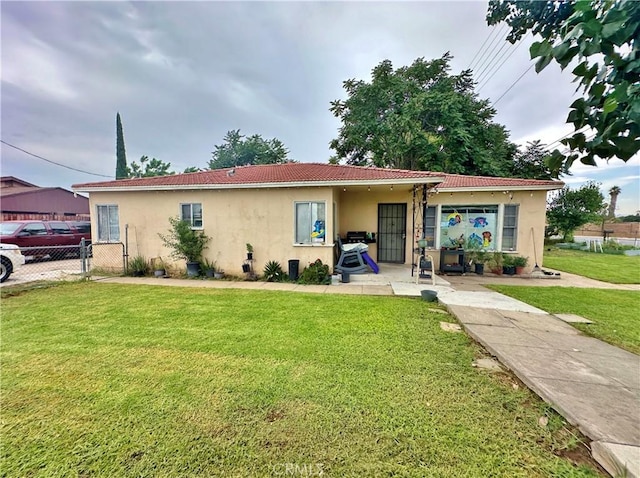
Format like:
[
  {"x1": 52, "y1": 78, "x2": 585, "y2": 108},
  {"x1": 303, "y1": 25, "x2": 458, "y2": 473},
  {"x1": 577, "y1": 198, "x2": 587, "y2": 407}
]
[
  {"x1": 72, "y1": 163, "x2": 563, "y2": 276},
  {"x1": 1, "y1": 176, "x2": 90, "y2": 221}
]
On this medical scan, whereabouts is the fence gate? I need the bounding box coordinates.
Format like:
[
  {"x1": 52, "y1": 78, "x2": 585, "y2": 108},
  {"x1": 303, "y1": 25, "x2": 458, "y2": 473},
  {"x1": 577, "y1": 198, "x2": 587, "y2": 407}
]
[{"x1": 81, "y1": 240, "x2": 127, "y2": 278}]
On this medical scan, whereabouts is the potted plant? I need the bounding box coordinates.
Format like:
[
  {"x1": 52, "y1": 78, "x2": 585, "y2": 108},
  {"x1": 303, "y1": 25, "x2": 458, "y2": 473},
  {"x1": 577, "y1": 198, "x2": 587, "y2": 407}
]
[
  {"x1": 158, "y1": 216, "x2": 210, "y2": 277},
  {"x1": 214, "y1": 269, "x2": 225, "y2": 279},
  {"x1": 488, "y1": 252, "x2": 504, "y2": 275},
  {"x1": 468, "y1": 249, "x2": 487, "y2": 275},
  {"x1": 202, "y1": 258, "x2": 216, "y2": 278},
  {"x1": 246, "y1": 243, "x2": 254, "y2": 260},
  {"x1": 513, "y1": 255, "x2": 528, "y2": 275},
  {"x1": 502, "y1": 254, "x2": 516, "y2": 275},
  {"x1": 128, "y1": 255, "x2": 148, "y2": 277},
  {"x1": 152, "y1": 257, "x2": 166, "y2": 277}
]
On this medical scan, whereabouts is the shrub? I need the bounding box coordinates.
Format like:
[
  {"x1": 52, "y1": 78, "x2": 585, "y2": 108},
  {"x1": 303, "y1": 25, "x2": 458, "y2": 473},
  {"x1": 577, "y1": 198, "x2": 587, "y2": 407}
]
[
  {"x1": 128, "y1": 255, "x2": 149, "y2": 276},
  {"x1": 158, "y1": 216, "x2": 210, "y2": 263},
  {"x1": 263, "y1": 260, "x2": 284, "y2": 282},
  {"x1": 298, "y1": 259, "x2": 331, "y2": 285}
]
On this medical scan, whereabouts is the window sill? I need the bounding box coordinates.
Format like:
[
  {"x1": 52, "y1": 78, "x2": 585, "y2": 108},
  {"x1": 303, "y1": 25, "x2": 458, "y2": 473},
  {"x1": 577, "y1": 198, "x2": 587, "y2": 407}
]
[{"x1": 293, "y1": 243, "x2": 335, "y2": 248}]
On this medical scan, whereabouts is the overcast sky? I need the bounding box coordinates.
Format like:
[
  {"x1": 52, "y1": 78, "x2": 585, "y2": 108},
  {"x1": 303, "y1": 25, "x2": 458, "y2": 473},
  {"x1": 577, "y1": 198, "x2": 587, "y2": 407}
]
[{"x1": 2, "y1": 1, "x2": 638, "y2": 215}]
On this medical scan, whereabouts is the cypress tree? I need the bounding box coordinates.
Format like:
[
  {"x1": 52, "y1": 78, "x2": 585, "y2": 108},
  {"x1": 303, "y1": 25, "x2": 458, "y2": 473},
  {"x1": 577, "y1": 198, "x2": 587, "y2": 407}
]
[{"x1": 115, "y1": 112, "x2": 128, "y2": 179}]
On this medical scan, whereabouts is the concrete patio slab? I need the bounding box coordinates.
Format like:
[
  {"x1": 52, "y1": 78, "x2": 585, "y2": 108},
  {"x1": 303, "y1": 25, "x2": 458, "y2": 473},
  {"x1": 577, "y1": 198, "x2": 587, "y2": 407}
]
[
  {"x1": 447, "y1": 305, "x2": 514, "y2": 327},
  {"x1": 566, "y1": 350, "x2": 640, "y2": 390},
  {"x1": 554, "y1": 313, "x2": 594, "y2": 324},
  {"x1": 498, "y1": 310, "x2": 581, "y2": 335},
  {"x1": 532, "y1": 378, "x2": 640, "y2": 446},
  {"x1": 487, "y1": 343, "x2": 615, "y2": 386},
  {"x1": 436, "y1": 290, "x2": 548, "y2": 313},
  {"x1": 592, "y1": 441, "x2": 640, "y2": 478},
  {"x1": 526, "y1": 329, "x2": 639, "y2": 358},
  {"x1": 463, "y1": 323, "x2": 551, "y2": 349}
]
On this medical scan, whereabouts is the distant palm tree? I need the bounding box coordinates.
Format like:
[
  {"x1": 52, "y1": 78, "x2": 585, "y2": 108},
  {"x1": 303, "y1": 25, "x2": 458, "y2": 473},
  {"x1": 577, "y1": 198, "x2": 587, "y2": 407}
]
[{"x1": 608, "y1": 186, "x2": 621, "y2": 218}]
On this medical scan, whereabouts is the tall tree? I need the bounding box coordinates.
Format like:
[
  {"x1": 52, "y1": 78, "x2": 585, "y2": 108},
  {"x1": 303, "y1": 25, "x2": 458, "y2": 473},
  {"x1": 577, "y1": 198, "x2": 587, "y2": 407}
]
[
  {"x1": 208, "y1": 130, "x2": 292, "y2": 170},
  {"x1": 115, "y1": 112, "x2": 128, "y2": 180},
  {"x1": 546, "y1": 181, "x2": 605, "y2": 241},
  {"x1": 127, "y1": 156, "x2": 174, "y2": 178},
  {"x1": 510, "y1": 140, "x2": 561, "y2": 180},
  {"x1": 329, "y1": 54, "x2": 516, "y2": 176},
  {"x1": 487, "y1": 0, "x2": 640, "y2": 177},
  {"x1": 608, "y1": 185, "x2": 621, "y2": 218}
]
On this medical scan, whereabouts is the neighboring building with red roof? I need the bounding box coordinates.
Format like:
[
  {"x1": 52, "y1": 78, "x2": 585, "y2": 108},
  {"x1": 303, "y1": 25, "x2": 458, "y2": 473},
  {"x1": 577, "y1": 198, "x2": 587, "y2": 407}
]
[
  {"x1": 73, "y1": 163, "x2": 562, "y2": 276},
  {"x1": 1, "y1": 176, "x2": 89, "y2": 221}
]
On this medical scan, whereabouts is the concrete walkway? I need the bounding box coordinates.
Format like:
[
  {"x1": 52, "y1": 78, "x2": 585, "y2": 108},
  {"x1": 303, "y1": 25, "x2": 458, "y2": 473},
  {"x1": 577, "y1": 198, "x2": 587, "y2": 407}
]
[
  {"x1": 97, "y1": 273, "x2": 639, "y2": 476},
  {"x1": 442, "y1": 303, "x2": 640, "y2": 478}
]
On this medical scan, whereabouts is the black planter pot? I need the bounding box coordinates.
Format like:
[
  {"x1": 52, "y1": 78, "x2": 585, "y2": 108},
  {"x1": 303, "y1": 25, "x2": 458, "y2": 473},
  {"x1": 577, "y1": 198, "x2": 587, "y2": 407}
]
[
  {"x1": 475, "y1": 263, "x2": 484, "y2": 275},
  {"x1": 242, "y1": 263, "x2": 251, "y2": 273},
  {"x1": 186, "y1": 261, "x2": 200, "y2": 277},
  {"x1": 205, "y1": 268, "x2": 214, "y2": 278},
  {"x1": 247, "y1": 252, "x2": 253, "y2": 260},
  {"x1": 503, "y1": 265, "x2": 516, "y2": 275}
]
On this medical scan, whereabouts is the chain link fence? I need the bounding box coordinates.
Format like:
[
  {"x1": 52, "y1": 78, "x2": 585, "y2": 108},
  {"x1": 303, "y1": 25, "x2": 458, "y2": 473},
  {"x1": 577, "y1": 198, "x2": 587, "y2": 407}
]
[
  {"x1": 0, "y1": 241, "x2": 127, "y2": 286},
  {"x1": 1, "y1": 245, "x2": 85, "y2": 286}
]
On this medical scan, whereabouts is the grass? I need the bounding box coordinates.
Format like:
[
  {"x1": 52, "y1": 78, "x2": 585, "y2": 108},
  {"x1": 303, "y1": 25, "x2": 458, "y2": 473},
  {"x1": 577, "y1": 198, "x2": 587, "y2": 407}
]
[
  {"x1": 489, "y1": 285, "x2": 640, "y2": 354},
  {"x1": 542, "y1": 248, "x2": 640, "y2": 284},
  {"x1": 1, "y1": 282, "x2": 602, "y2": 477}
]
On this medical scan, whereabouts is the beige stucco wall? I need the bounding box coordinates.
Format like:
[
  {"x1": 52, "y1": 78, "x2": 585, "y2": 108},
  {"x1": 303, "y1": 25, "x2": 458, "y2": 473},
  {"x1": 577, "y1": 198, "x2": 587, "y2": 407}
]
[
  {"x1": 88, "y1": 185, "x2": 549, "y2": 276},
  {"x1": 338, "y1": 187, "x2": 548, "y2": 273},
  {"x1": 88, "y1": 188, "x2": 337, "y2": 275}
]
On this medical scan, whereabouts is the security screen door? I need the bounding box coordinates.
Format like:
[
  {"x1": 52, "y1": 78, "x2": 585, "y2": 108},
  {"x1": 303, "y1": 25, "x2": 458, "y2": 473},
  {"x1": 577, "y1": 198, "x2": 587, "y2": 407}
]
[{"x1": 377, "y1": 203, "x2": 407, "y2": 263}]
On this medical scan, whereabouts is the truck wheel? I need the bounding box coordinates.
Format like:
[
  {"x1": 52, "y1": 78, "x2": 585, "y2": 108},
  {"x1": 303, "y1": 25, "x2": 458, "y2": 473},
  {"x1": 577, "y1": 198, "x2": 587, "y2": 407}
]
[{"x1": 0, "y1": 257, "x2": 12, "y2": 283}]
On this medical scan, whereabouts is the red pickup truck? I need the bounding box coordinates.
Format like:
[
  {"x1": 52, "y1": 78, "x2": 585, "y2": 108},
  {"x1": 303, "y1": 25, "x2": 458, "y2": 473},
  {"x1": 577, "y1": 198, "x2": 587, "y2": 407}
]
[{"x1": 0, "y1": 220, "x2": 91, "y2": 260}]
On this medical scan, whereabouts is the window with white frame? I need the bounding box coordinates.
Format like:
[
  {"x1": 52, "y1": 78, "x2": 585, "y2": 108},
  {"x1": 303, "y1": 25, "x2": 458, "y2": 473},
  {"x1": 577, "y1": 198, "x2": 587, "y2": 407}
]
[
  {"x1": 295, "y1": 202, "x2": 326, "y2": 244},
  {"x1": 96, "y1": 205, "x2": 120, "y2": 242},
  {"x1": 181, "y1": 203, "x2": 203, "y2": 228},
  {"x1": 438, "y1": 204, "x2": 519, "y2": 251},
  {"x1": 439, "y1": 205, "x2": 499, "y2": 250},
  {"x1": 422, "y1": 206, "x2": 437, "y2": 247},
  {"x1": 502, "y1": 205, "x2": 519, "y2": 251}
]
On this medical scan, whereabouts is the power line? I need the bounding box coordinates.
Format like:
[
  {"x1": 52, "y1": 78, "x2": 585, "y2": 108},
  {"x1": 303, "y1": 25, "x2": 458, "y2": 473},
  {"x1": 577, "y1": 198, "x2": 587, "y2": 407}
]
[
  {"x1": 476, "y1": 33, "x2": 531, "y2": 92},
  {"x1": 471, "y1": 24, "x2": 509, "y2": 79},
  {"x1": 492, "y1": 64, "x2": 535, "y2": 105},
  {"x1": 467, "y1": 25, "x2": 500, "y2": 70},
  {"x1": 0, "y1": 139, "x2": 112, "y2": 178},
  {"x1": 474, "y1": 36, "x2": 513, "y2": 85}
]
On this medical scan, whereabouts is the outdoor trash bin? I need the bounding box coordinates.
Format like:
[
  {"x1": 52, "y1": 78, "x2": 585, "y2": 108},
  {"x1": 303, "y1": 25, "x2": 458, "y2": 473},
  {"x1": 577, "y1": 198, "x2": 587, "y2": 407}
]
[{"x1": 288, "y1": 259, "x2": 300, "y2": 281}]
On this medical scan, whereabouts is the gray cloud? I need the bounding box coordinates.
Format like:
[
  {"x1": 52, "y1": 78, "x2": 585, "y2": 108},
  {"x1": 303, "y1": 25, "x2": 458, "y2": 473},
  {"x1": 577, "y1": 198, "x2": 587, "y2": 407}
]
[{"x1": 2, "y1": 1, "x2": 637, "y2": 214}]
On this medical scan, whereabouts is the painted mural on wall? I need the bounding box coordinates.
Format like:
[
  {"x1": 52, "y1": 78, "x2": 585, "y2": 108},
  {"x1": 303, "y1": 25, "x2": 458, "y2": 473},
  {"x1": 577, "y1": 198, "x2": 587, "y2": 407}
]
[{"x1": 440, "y1": 206, "x2": 497, "y2": 250}]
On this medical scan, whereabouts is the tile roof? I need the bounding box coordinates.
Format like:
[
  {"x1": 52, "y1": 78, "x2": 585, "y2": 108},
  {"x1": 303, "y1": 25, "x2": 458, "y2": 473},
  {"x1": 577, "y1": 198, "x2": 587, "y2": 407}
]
[
  {"x1": 437, "y1": 173, "x2": 562, "y2": 190},
  {"x1": 72, "y1": 162, "x2": 563, "y2": 191},
  {"x1": 73, "y1": 163, "x2": 442, "y2": 189}
]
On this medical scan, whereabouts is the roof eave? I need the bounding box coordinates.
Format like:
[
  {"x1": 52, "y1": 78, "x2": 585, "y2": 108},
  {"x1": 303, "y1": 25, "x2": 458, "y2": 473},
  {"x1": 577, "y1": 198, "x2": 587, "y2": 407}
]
[
  {"x1": 436, "y1": 184, "x2": 564, "y2": 192},
  {"x1": 73, "y1": 177, "x2": 445, "y2": 193}
]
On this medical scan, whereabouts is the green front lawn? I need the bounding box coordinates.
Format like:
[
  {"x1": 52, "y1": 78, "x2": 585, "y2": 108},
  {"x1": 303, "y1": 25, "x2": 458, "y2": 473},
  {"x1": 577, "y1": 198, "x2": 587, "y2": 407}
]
[
  {"x1": 543, "y1": 248, "x2": 640, "y2": 284},
  {"x1": 489, "y1": 286, "x2": 640, "y2": 354},
  {"x1": 1, "y1": 283, "x2": 601, "y2": 477}
]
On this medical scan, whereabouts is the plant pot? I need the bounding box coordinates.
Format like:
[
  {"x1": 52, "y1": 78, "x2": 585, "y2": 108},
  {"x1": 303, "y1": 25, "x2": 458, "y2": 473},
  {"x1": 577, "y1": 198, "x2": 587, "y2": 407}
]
[
  {"x1": 420, "y1": 290, "x2": 438, "y2": 302},
  {"x1": 186, "y1": 261, "x2": 200, "y2": 277},
  {"x1": 242, "y1": 264, "x2": 251, "y2": 273},
  {"x1": 133, "y1": 270, "x2": 145, "y2": 277},
  {"x1": 247, "y1": 252, "x2": 253, "y2": 260},
  {"x1": 515, "y1": 266, "x2": 525, "y2": 275},
  {"x1": 503, "y1": 265, "x2": 516, "y2": 275},
  {"x1": 474, "y1": 263, "x2": 484, "y2": 275},
  {"x1": 205, "y1": 268, "x2": 214, "y2": 278},
  {"x1": 491, "y1": 268, "x2": 503, "y2": 276},
  {"x1": 214, "y1": 271, "x2": 225, "y2": 279},
  {"x1": 154, "y1": 269, "x2": 166, "y2": 277}
]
